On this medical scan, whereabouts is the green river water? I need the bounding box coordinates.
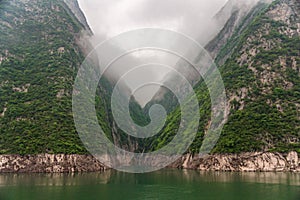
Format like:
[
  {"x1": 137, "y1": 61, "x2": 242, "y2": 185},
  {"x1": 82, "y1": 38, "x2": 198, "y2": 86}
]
[{"x1": 0, "y1": 170, "x2": 299, "y2": 200}]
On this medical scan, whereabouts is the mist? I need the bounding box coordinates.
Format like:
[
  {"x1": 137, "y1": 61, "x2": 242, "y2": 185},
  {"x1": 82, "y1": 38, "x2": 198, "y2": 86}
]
[{"x1": 78, "y1": 0, "x2": 228, "y2": 106}]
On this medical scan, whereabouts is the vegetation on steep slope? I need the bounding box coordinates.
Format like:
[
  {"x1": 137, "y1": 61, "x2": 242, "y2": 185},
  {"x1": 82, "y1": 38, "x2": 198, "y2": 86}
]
[
  {"x1": 0, "y1": 0, "x2": 148, "y2": 154},
  {"x1": 0, "y1": 0, "x2": 298, "y2": 156},
  {"x1": 215, "y1": 0, "x2": 300, "y2": 153},
  {"x1": 0, "y1": 0, "x2": 89, "y2": 154},
  {"x1": 146, "y1": 0, "x2": 300, "y2": 154}
]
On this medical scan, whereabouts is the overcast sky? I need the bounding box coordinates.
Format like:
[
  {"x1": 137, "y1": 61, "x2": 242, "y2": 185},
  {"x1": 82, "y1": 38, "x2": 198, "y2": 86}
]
[
  {"x1": 78, "y1": 0, "x2": 228, "y2": 40},
  {"x1": 78, "y1": 0, "x2": 228, "y2": 105}
]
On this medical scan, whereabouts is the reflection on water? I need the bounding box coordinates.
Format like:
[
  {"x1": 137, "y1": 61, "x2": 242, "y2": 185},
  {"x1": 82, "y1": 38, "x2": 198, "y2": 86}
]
[
  {"x1": 1, "y1": 170, "x2": 300, "y2": 187},
  {"x1": 0, "y1": 171, "x2": 113, "y2": 187},
  {"x1": 0, "y1": 170, "x2": 299, "y2": 200},
  {"x1": 182, "y1": 170, "x2": 300, "y2": 186}
]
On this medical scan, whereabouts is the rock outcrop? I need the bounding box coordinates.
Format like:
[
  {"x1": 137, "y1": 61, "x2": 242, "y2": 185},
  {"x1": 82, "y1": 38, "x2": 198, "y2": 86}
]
[
  {"x1": 0, "y1": 154, "x2": 107, "y2": 173},
  {"x1": 0, "y1": 152, "x2": 299, "y2": 173},
  {"x1": 169, "y1": 152, "x2": 300, "y2": 172},
  {"x1": 63, "y1": 0, "x2": 92, "y2": 32}
]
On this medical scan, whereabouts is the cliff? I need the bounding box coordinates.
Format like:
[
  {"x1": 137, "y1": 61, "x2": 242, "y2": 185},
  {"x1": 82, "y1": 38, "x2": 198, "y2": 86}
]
[
  {"x1": 0, "y1": 154, "x2": 106, "y2": 173},
  {"x1": 169, "y1": 151, "x2": 300, "y2": 172},
  {"x1": 145, "y1": 0, "x2": 300, "y2": 154},
  {"x1": 0, "y1": 0, "x2": 299, "y2": 173},
  {"x1": 0, "y1": 152, "x2": 299, "y2": 173}
]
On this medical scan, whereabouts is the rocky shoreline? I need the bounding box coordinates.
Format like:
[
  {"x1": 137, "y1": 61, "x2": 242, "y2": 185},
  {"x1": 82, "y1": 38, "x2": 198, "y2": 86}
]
[
  {"x1": 0, "y1": 154, "x2": 107, "y2": 173},
  {"x1": 170, "y1": 151, "x2": 300, "y2": 172},
  {"x1": 0, "y1": 152, "x2": 299, "y2": 173}
]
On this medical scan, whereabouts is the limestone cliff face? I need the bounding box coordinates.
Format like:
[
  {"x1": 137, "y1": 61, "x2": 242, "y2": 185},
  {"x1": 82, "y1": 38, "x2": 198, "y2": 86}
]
[
  {"x1": 207, "y1": 0, "x2": 271, "y2": 63},
  {"x1": 0, "y1": 154, "x2": 106, "y2": 173},
  {"x1": 63, "y1": 0, "x2": 92, "y2": 32},
  {"x1": 145, "y1": 0, "x2": 300, "y2": 154},
  {"x1": 170, "y1": 152, "x2": 300, "y2": 172},
  {"x1": 0, "y1": 152, "x2": 299, "y2": 173},
  {"x1": 145, "y1": 0, "x2": 272, "y2": 114}
]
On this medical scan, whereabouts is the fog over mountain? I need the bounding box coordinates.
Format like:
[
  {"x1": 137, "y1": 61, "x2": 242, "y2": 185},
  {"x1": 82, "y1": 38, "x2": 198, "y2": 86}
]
[
  {"x1": 77, "y1": 0, "x2": 229, "y2": 105},
  {"x1": 0, "y1": 0, "x2": 299, "y2": 174}
]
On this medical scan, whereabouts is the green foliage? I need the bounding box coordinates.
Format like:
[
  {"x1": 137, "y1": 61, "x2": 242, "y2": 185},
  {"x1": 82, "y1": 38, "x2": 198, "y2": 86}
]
[
  {"x1": 0, "y1": 0, "x2": 149, "y2": 154},
  {"x1": 147, "y1": 0, "x2": 300, "y2": 154},
  {"x1": 0, "y1": 0, "x2": 299, "y2": 156},
  {"x1": 0, "y1": 0, "x2": 90, "y2": 154},
  {"x1": 214, "y1": 99, "x2": 299, "y2": 153}
]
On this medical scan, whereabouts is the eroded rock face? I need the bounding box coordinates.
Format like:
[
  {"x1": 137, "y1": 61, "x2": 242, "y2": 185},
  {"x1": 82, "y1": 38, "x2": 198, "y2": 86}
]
[
  {"x1": 63, "y1": 0, "x2": 91, "y2": 32},
  {"x1": 169, "y1": 152, "x2": 300, "y2": 172},
  {"x1": 0, "y1": 154, "x2": 107, "y2": 173},
  {"x1": 0, "y1": 152, "x2": 299, "y2": 173}
]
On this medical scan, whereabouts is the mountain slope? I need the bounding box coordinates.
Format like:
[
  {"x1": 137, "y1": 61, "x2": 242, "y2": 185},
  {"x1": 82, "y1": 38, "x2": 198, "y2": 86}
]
[
  {"x1": 145, "y1": 0, "x2": 269, "y2": 114},
  {"x1": 0, "y1": 0, "x2": 89, "y2": 154},
  {"x1": 146, "y1": 0, "x2": 300, "y2": 154},
  {"x1": 215, "y1": 0, "x2": 300, "y2": 153},
  {"x1": 0, "y1": 0, "x2": 147, "y2": 154},
  {"x1": 0, "y1": 0, "x2": 298, "y2": 158}
]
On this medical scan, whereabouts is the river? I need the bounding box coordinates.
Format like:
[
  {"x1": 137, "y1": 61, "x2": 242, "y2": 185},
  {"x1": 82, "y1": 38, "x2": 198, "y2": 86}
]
[{"x1": 0, "y1": 170, "x2": 299, "y2": 200}]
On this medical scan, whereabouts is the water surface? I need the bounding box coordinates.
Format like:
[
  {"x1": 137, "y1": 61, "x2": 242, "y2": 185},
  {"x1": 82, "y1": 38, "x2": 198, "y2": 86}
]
[{"x1": 0, "y1": 170, "x2": 299, "y2": 200}]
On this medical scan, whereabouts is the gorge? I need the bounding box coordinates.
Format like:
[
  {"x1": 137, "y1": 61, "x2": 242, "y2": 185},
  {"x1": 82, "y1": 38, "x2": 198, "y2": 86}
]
[{"x1": 0, "y1": 0, "x2": 299, "y2": 173}]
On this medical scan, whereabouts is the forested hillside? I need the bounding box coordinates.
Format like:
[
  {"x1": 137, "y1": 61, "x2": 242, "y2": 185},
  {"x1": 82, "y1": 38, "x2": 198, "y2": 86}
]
[
  {"x1": 0, "y1": 0, "x2": 298, "y2": 156},
  {"x1": 0, "y1": 0, "x2": 147, "y2": 154},
  {"x1": 0, "y1": 0, "x2": 88, "y2": 154},
  {"x1": 146, "y1": 0, "x2": 300, "y2": 154}
]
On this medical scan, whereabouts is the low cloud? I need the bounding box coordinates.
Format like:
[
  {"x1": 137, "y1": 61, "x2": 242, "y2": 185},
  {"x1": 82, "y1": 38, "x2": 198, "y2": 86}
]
[{"x1": 78, "y1": 0, "x2": 228, "y2": 105}]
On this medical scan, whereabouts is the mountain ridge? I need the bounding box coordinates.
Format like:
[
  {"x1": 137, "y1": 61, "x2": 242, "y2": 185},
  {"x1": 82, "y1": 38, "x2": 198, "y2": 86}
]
[
  {"x1": 0, "y1": 0, "x2": 299, "y2": 170},
  {"x1": 144, "y1": 0, "x2": 300, "y2": 154}
]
